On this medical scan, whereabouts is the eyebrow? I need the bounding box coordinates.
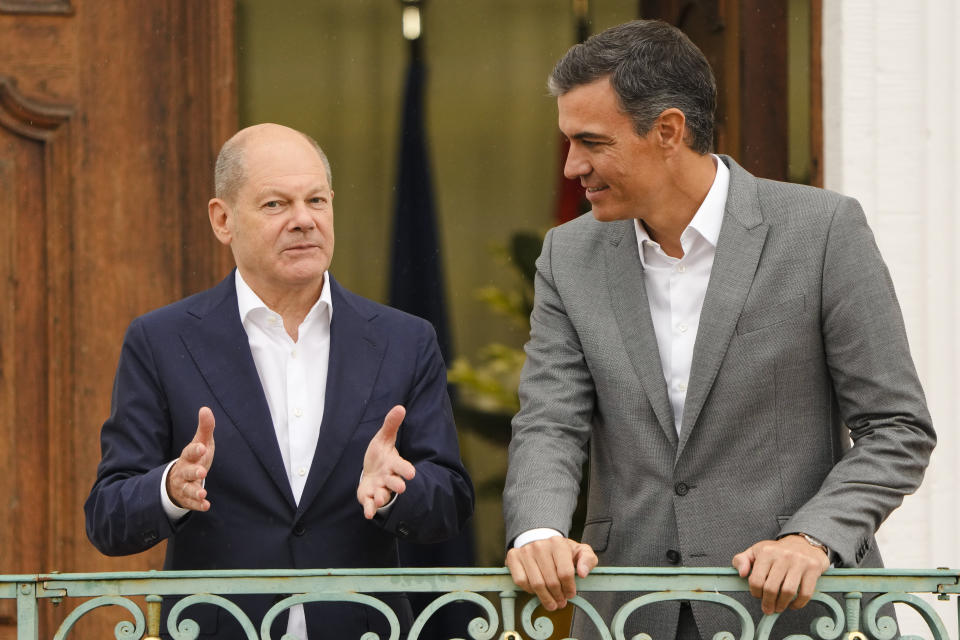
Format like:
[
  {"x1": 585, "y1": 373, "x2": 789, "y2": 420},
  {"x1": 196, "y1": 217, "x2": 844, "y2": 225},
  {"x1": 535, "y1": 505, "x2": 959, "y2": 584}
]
[{"x1": 570, "y1": 131, "x2": 611, "y2": 141}]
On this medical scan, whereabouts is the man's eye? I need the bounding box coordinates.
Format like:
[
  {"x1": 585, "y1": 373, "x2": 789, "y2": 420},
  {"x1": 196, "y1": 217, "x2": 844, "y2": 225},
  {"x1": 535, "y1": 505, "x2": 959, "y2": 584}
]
[{"x1": 263, "y1": 201, "x2": 281, "y2": 209}]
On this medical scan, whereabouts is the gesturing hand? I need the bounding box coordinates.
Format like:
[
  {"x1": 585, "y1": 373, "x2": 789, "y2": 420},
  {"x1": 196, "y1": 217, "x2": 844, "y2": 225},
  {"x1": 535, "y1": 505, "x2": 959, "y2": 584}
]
[
  {"x1": 732, "y1": 534, "x2": 830, "y2": 614},
  {"x1": 357, "y1": 405, "x2": 416, "y2": 519},
  {"x1": 166, "y1": 407, "x2": 216, "y2": 511}
]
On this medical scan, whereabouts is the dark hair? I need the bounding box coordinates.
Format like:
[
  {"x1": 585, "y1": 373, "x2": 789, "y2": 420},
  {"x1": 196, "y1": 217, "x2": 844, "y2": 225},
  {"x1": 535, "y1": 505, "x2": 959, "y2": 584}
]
[{"x1": 548, "y1": 20, "x2": 716, "y2": 154}]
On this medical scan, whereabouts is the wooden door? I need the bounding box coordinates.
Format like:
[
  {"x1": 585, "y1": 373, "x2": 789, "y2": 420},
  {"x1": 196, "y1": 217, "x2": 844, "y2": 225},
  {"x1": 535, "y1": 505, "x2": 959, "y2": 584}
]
[
  {"x1": 639, "y1": 0, "x2": 823, "y2": 186},
  {"x1": 0, "y1": 1, "x2": 236, "y2": 636}
]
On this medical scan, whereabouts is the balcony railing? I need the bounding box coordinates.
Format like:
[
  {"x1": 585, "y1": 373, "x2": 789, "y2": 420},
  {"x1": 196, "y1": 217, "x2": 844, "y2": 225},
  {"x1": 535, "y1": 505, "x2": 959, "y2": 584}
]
[{"x1": 1, "y1": 567, "x2": 958, "y2": 639}]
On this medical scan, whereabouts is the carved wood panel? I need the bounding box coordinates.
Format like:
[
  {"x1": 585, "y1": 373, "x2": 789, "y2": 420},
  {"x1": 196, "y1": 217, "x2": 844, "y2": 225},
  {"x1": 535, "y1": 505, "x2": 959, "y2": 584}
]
[{"x1": 0, "y1": 1, "x2": 235, "y2": 636}]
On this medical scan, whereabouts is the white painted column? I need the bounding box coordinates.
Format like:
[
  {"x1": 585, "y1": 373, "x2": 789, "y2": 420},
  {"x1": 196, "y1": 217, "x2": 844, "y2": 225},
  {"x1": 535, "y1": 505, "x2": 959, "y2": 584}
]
[{"x1": 823, "y1": 0, "x2": 960, "y2": 635}]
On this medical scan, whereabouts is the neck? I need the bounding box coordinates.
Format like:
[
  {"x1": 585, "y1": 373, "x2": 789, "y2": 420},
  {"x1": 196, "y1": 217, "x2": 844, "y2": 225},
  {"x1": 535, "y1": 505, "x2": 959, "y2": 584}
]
[
  {"x1": 640, "y1": 152, "x2": 717, "y2": 258},
  {"x1": 240, "y1": 270, "x2": 325, "y2": 342}
]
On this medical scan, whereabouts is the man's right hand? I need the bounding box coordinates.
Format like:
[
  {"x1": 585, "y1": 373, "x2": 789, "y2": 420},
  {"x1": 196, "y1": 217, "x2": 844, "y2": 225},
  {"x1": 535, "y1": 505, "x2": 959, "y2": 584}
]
[
  {"x1": 166, "y1": 407, "x2": 216, "y2": 511},
  {"x1": 505, "y1": 537, "x2": 598, "y2": 611}
]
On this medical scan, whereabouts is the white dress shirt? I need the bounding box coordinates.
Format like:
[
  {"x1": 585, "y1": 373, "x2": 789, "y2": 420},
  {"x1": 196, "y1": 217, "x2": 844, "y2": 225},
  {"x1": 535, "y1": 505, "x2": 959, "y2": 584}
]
[
  {"x1": 514, "y1": 155, "x2": 729, "y2": 549},
  {"x1": 633, "y1": 155, "x2": 728, "y2": 433},
  {"x1": 162, "y1": 268, "x2": 332, "y2": 640}
]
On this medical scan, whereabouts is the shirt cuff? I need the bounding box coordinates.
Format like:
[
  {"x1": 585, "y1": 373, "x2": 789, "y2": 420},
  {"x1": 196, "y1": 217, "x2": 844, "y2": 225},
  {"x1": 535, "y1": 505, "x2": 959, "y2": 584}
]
[
  {"x1": 161, "y1": 460, "x2": 191, "y2": 522},
  {"x1": 514, "y1": 528, "x2": 563, "y2": 548}
]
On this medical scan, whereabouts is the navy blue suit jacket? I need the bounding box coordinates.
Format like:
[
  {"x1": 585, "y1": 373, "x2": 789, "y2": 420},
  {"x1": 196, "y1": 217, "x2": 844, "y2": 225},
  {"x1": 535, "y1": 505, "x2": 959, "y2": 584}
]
[{"x1": 84, "y1": 272, "x2": 474, "y2": 638}]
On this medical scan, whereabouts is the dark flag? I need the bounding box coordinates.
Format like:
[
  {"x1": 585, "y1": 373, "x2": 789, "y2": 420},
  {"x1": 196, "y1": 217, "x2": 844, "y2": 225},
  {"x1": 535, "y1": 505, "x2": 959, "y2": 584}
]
[
  {"x1": 388, "y1": 21, "x2": 478, "y2": 640},
  {"x1": 388, "y1": 47, "x2": 452, "y2": 362}
]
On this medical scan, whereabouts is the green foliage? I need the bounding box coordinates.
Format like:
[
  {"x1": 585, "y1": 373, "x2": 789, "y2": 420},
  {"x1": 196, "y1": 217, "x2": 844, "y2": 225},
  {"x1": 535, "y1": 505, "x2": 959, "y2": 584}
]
[{"x1": 447, "y1": 230, "x2": 542, "y2": 414}]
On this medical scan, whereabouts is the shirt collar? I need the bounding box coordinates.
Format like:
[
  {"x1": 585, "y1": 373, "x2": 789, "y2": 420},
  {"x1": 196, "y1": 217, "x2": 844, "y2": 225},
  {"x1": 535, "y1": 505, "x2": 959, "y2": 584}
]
[
  {"x1": 235, "y1": 269, "x2": 333, "y2": 327},
  {"x1": 634, "y1": 154, "x2": 730, "y2": 260}
]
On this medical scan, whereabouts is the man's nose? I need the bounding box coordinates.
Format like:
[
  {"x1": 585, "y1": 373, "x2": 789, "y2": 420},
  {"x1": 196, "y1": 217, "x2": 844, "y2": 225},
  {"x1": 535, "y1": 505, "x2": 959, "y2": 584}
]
[
  {"x1": 564, "y1": 144, "x2": 590, "y2": 180},
  {"x1": 287, "y1": 201, "x2": 316, "y2": 230}
]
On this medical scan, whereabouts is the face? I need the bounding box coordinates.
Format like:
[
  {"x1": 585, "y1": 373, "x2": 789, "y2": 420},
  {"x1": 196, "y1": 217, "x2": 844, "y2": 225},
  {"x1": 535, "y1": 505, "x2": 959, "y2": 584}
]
[
  {"x1": 210, "y1": 126, "x2": 334, "y2": 300},
  {"x1": 558, "y1": 77, "x2": 666, "y2": 221}
]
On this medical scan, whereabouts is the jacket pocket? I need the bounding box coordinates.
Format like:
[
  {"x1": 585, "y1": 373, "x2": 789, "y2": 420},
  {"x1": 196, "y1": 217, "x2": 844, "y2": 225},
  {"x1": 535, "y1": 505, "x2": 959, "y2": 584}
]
[
  {"x1": 581, "y1": 518, "x2": 612, "y2": 553},
  {"x1": 736, "y1": 295, "x2": 805, "y2": 335}
]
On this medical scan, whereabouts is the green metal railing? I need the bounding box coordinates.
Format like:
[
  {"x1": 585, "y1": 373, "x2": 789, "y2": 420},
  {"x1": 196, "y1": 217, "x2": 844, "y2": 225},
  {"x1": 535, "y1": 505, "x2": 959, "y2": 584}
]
[{"x1": 1, "y1": 567, "x2": 958, "y2": 639}]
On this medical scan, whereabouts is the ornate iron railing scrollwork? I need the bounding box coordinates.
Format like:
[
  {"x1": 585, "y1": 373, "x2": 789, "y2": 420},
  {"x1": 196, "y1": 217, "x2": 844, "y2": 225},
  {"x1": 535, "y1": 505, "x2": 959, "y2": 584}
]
[
  {"x1": 167, "y1": 593, "x2": 259, "y2": 640},
  {"x1": 0, "y1": 567, "x2": 956, "y2": 640},
  {"x1": 51, "y1": 595, "x2": 146, "y2": 640}
]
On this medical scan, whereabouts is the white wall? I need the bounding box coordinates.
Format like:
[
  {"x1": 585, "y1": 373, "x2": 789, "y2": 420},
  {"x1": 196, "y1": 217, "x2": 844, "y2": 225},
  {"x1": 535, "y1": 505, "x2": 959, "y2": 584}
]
[{"x1": 823, "y1": 0, "x2": 960, "y2": 635}]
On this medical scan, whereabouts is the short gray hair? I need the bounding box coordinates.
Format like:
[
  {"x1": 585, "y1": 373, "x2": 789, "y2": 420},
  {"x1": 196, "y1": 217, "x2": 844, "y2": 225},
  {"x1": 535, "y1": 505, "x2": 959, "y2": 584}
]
[
  {"x1": 548, "y1": 20, "x2": 716, "y2": 154},
  {"x1": 214, "y1": 129, "x2": 333, "y2": 203}
]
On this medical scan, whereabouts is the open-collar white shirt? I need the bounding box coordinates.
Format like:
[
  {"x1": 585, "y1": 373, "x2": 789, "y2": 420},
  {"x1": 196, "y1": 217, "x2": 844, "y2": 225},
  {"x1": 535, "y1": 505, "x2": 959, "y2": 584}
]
[
  {"x1": 515, "y1": 155, "x2": 729, "y2": 550},
  {"x1": 633, "y1": 154, "x2": 728, "y2": 433}
]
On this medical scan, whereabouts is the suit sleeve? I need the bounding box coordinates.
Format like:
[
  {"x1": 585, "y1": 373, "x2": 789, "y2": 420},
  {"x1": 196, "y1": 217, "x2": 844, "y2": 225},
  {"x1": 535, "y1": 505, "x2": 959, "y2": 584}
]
[
  {"x1": 502, "y1": 228, "x2": 594, "y2": 546},
  {"x1": 83, "y1": 318, "x2": 183, "y2": 555},
  {"x1": 780, "y1": 196, "x2": 936, "y2": 566},
  {"x1": 376, "y1": 322, "x2": 475, "y2": 544}
]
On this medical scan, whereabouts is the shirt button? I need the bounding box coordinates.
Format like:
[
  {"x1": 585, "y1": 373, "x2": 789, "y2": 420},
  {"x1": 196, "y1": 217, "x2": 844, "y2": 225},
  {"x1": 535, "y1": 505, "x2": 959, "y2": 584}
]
[
  {"x1": 297, "y1": 467, "x2": 306, "y2": 477},
  {"x1": 677, "y1": 265, "x2": 686, "y2": 273},
  {"x1": 677, "y1": 322, "x2": 688, "y2": 333},
  {"x1": 291, "y1": 350, "x2": 298, "y2": 359},
  {"x1": 294, "y1": 408, "x2": 303, "y2": 418},
  {"x1": 677, "y1": 382, "x2": 687, "y2": 392},
  {"x1": 267, "y1": 316, "x2": 278, "y2": 325}
]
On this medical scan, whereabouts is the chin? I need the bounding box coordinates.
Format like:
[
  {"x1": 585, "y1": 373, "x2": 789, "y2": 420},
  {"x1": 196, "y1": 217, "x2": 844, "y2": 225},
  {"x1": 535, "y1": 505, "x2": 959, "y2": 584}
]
[{"x1": 590, "y1": 207, "x2": 632, "y2": 223}]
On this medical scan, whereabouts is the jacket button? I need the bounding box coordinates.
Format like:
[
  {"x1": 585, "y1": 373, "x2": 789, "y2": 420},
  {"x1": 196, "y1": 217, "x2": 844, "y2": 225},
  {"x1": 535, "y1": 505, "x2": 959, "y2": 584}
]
[
  {"x1": 666, "y1": 549, "x2": 681, "y2": 564},
  {"x1": 292, "y1": 524, "x2": 306, "y2": 536},
  {"x1": 674, "y1": 482, "x2": 689, "y2": 496}
]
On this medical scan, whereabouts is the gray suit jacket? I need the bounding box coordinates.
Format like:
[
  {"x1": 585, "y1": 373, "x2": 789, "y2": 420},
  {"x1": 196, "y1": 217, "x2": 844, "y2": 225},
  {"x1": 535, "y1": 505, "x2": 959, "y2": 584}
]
[{"x1": 503, "y1": 156, "x2": 935, "y2": 640}]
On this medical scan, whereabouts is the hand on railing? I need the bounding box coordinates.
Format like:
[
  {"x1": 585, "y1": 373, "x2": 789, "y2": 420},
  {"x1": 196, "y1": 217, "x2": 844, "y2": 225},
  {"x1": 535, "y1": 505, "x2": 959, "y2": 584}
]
[
  {"x1": 732, "y1": 534, "x2": 831, "y2": 615},
  {"x1": 505, "y1": 536, "x2": 598, "y2": 611}
]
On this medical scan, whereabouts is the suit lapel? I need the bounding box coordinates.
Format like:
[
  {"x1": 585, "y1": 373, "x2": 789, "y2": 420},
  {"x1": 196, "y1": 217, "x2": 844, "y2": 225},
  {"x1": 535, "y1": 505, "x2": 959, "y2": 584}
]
[
  {"x1": 295, "y1": 278, "x2": 386, "y2": 517},
  {"x1": 605, "y1": 220, "x2": 678, "y2": 446},
  {"x1": 677, "y1": 157, "x2": 768, "y2": 455},
  {"x1": 180, "y1": 273, "x2": 297, "y2": 508}
]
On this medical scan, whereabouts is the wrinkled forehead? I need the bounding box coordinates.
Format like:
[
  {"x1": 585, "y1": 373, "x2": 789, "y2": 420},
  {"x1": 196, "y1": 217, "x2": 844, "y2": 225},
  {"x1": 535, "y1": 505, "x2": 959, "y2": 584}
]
[{"x1": 241, "y1": 136, "x2": 331, "y2": 193}]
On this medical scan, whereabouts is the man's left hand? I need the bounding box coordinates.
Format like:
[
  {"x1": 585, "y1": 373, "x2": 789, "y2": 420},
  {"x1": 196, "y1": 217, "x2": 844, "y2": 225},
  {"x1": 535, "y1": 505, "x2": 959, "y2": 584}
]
[
  {"x1": 732, "y1": 534, "x2": 830, "y2": 614},
  {"x1": 357, "y1": 405, "x2": 416, "y2": 519}
]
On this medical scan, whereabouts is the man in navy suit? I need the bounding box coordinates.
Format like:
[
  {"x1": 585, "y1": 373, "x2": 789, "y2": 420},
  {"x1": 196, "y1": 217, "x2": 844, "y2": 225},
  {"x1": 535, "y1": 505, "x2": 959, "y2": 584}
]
[{"x1": 84, "y1": 123, "x2": 474, "y2": 639}]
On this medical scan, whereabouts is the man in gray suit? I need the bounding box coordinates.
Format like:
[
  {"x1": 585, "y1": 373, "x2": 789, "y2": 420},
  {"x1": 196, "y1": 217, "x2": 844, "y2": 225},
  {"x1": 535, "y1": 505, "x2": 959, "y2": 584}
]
[{"x1": 503, "y1": 19, "x2": 935, "y2": 640}]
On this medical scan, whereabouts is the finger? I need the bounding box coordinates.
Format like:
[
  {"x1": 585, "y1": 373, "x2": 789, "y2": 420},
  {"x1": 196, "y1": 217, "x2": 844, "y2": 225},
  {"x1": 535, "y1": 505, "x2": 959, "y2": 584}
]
[
  {"x1": 195, "y1": 407, "x2": 216, "y2": 445},
  {"x1": 732, "y1": 549, "x2": 755, "y2": 577},
  {"x1": 519, "y1": 549, "x2": 560, "y2": 611},
  {"x1": 382, "y1": 475, "x2": 407, "y2": 495},
  {"x1": 180, "y1": 441, "x2": 208, "y2": 464},
  {"x1": 389, "y1": 456, "x2": 416, "y2": 481},
  {"x1": 747, "y1": 552, "x2": 772, "y2": 601},
  {"x1": 552, "y1": 542, "x2": 577, "y2": 600},
  {"x1": 506, "y1": 549, "x2": 529, "y2": 591},
  {"x1": 363, "y1": 496, "x2": 376, "y2": 519},
  {"x1": 775, "y1": 570, "x2": 801, "y2": 612},
  {"x1": 573, "y1": 542, "x2": 598, "y2": 578},
  {"x1": 760, "y1": 563, "x2": 788, "y2": 615},
  {"x1": 530, "y1": 540, "x2": 568, "y2": 609},
  {"x1": 375, "y1": 405, "x2": 406, "y2": 446},
  {"x1": 373, "y1": 487, "x2": 393, "y2": 509},
  {"x1": 791, "y1": 565, "x2": 823, "y2": 610}
]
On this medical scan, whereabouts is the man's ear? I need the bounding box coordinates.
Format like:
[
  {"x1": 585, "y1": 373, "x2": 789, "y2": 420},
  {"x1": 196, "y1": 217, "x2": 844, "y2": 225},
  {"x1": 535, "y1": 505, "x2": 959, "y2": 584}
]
[
  {"x1": 208, "y1": 198, "x2": 233, "y2": 246},
  {"x1": 654, "y1": 108, "x2": 688, "y2": 152}
]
